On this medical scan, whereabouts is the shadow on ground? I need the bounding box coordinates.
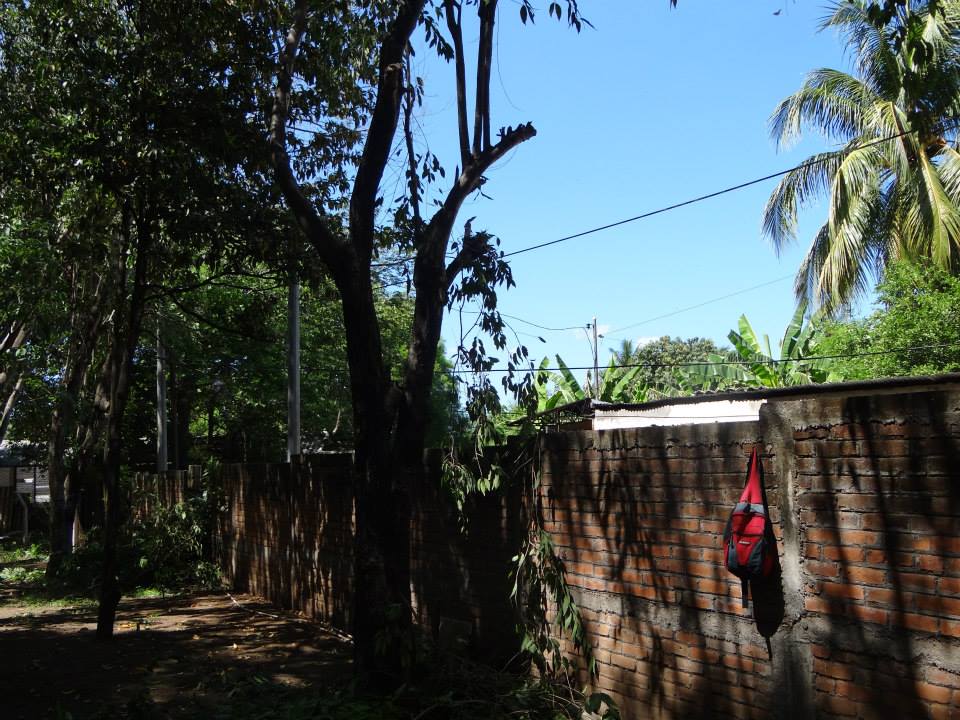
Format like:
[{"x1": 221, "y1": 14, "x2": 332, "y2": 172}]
[{"x1": 0, "y1": 592, "x2": 352, "y2": 719}]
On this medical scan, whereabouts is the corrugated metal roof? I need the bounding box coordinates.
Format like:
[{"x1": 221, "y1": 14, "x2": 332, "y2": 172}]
[{"x1": 536, "y1": 372, "x2": 960, "y2": 420}]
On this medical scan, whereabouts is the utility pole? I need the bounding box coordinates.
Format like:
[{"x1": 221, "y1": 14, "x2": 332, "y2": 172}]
[
  {"x1": 287, "y1": 272, "x2": 301, "y2": 461},
  {"x1": 592, "y1": 316, "x2": 599, "y2": 399},
  {"x1": 156, "y1": 322, "x2": 168, "y2": 473}
]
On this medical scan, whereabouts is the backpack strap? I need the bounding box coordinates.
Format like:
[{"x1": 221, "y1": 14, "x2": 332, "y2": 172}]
[{"x1": 741, "y1": 577, "x2": 750, "y2": 609}]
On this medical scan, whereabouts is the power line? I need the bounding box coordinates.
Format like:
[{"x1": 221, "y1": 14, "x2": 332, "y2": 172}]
[
  {"x1": 498, "y1": 312, "x2": 583, "y2": 332},
  {"x1": 501, "y1": 129, "x2": 917, "y2": 259},
  {"x1": 604, "y1": 274, "x2": 795, "y2": 337},
  {"x1": 443, "y1": 341, "x2": 960, "y2": 375},
  {"x1": 371, "y1": 128, "x2": 919, "y2": 280}
]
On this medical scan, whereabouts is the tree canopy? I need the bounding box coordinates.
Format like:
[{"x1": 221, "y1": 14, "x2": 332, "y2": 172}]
[
  {"x1": 764, "y1": 0, "x2": 960, "y2": 313},
  {"x1": 818, "y1": 259, "x2": 960, "y2": 377}
]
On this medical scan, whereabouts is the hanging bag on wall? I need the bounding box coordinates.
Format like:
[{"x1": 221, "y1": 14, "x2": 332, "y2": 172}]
[{"x1": 723, "y1": 448, "x2": 779, "y2": 608}]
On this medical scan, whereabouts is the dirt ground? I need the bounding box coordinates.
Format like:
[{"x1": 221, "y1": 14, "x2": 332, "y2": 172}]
[{"x1": 0, "y1": 589, "x2": 353, "y2": 719}]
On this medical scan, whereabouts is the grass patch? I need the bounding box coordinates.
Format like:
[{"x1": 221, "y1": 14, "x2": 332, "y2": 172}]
[{"x1": 0, "y1": 538, "x2": 48, "y2": 564}]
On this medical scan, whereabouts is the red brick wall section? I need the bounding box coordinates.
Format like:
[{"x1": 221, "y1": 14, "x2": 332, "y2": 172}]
[
  {"x1": 131, "y1": 467, "x2": 198, "y2": 521},
  {"x1": 150, "y1": 385, "x2": 960, "y2": 720},
  {"x1": 540, "y1": 423, "x2": 776, "y2": 720},
  {"x1": 786, "y1": 392, "x2": 960, "y2": 720},
  {"x1": 216, "y1": 454, "x2": 522, "y2": 660},
  {"x1": 218, "y1": 456, "x2": 355, "y2": 628}
]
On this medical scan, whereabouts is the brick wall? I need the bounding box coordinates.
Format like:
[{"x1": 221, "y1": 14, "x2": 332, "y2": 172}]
[
  {"x1": 541, "y1": 423, "x2": 779, "y2": 719},
  {"x1": 217, "y1": 454, "x2": 523, "y2": 660},
  {"x1": 131, "y1": 466, "x2": 201, "y2": 521},
  {"x1": 783, "y1": 393, "x2": 960, "y2": 720},
  {"x1": 191, "y1": 384, "x2": 960, "y2": 719},
  {"x1": 541, "y1": 389, "x2": 960, "y2": 720},
  {"x1": 218, "y1": 456, "x2": 355, "y2": 628}
]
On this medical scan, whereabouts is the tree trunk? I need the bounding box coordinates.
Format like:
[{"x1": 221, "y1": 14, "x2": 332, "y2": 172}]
[
  {"x1": 335, "y1": 271, "x2": 413, "y2": 686},
  {"x1": 96, "y1": 203, "x2": 149, "y2": 640},
  {"x1": 0, "y1": 374, "x2": 24, "y2": 444},
  {"x1": 47, "y1": 278, "x2": 105, "y2": 577},
  {"x1": 156, "y1": 324, "x2": 168, "y2": 472}
]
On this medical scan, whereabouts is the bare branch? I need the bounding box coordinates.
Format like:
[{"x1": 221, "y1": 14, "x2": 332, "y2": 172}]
[
  {"x1": 350, "y1": 0, "x2": 426, "y2": 261},
  {"x1": 472, "y1": 0, "x2": 497, "y2": 155},
  {"x1": 444, "y1": 0, "x2": 471, "y2": 167},
  {"x1": 402, "y1": 56, "x2": 421, "y2": 226},
  {"x1": 0, "y1": 374, "x2": 23, "y2": 444},
  {"x1": 269, "y1": 0, "x2": 343, "y2": 264},
  {"x1": 437, "y1": 123, "x2": 537, "y2": 285},
  {"x1": 0, "y1": 319, "x2": 27, "y2": 356}
]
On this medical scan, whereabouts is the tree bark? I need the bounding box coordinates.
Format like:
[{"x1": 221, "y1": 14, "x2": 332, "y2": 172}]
[
  {"x1": 96, "y1": 203, "x2": 150, "y2": 640},
  {"x1": 47, "y1": 268, "x2": 107, "y2": 578},
  {"x1": 0, "y1": 375, "x2": 24, "y2": 444}
]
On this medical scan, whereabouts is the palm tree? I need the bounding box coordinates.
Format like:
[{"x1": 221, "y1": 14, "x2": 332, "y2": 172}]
[
  {"x1": 609, "y1": 339, "x2": 637, "y2": 364},
  {"x1": 764, "y1": 0, "x2": 960, "y2": 314}
]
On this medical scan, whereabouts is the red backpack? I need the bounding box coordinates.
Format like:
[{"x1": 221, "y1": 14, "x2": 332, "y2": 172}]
[{"x1": 723, "y1": 448, "x2": 779, "y2": 608}]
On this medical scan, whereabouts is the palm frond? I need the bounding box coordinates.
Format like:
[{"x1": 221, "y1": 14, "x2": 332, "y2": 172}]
[
  {"x1": 769, "y1": 68, "x2": 875, "y2": 148},
  {"x1": 903, "y1": 149, "x2": 960, "y2": 268},
  {"x1": 762, "y1": 151, "x2": 843, "y2": 251}
]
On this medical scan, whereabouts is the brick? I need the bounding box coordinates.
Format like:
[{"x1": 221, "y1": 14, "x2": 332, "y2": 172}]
[
  {"x1": 836, "y1": 494, "x2": 880, "y2": 511},
  {"x1": 915, "y1": 594, "x2": 960, "y2": 618},
  {"x1": 900, "y1": 612, "x2": 939, "y2": 634},
  {"x1": 721, "y1": 653, "x2": 753, "y2": 673},
  {"x1": 925, "y1": 668, "x2": 960, "y2": 689},
  {"x1": 897, "y1": 535, "x2": 936, "y2": 553},
  {"x1": 833, "y1": 680, "x2": 873, "y2": 702},
  {"x1": 845, "y1": 566, "x2": 887, "y2": 586},
  {"x1": 821, "y1": 581, "x2": 865, "y2": 601},
  {"x1": 805, "y1": 596, "x2": 832, "y2": 614},
  {"x1": 820, "y1": 693, "x2": 859, "y2": 717},
  {"x1": 865, "y1": 549, "x2": 915, "y2": 568},
  {"x1": 918, "y1": 555, "x2": 946, "y2": 574},
  {"x1": 823, "y1": 545, "x2": 866, "y2": 563},
  {"x1": 941, "y1": 619, "x2": 960, "y2": 638},
  {"x1": 806, "y1": 560, "x2": 840, "y2": 578},
  {"x1": 864, "y1": 587, "x2": 896, "y2": 605},
  {"x1": 696, "y1": 578, "x2": 732, "y2": 595},
  {"x1": 815, "y1": 675, "x2": 836, "y2": 694},
  {"x1": 915, "y1": 681, "x2": 952, "y2": 704}
]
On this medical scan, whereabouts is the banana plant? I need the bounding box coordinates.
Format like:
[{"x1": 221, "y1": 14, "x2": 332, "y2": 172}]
[
  {"x1": 721, "y1": 301, "x2": 832, "y2": 388},
  {"x1": 535, "y1": 355, "x2": 650, "y2": 412}
]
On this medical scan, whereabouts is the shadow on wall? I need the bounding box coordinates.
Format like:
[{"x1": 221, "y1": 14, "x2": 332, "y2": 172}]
[
  {"x1": 796, "y1": 392, "x2": 960, "y2": 719},
  {"x1": 541, "y1": 424, "x2": 786, "y2": 720},
  {"x1": 409, "y1": 450, "x2": 526, "y2": 664},
  {"x1": 220, "y1": 457, "x2": 354, "y2": 630},
  {"x1": 202, "y1": 384, "x2": 960, "y2": 720}
]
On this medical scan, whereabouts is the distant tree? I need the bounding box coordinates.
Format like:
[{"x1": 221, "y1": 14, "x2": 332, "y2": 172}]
[
  {"x1": 630, "y1": 336, "x2": 730, "y2": 390},
  {"x1": 609, "y1": 339, "x2": 637, "y2": 365},
  {"x1": 763, "y1": 0, "x2": 960, "y2": 313},
  {"x1": 818, "y1": 259, "x2": 960, "y2": 378}
]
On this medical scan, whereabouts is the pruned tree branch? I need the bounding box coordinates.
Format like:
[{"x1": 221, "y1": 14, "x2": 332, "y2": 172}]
[
  {"x1": 435, "y1": 122, "x2": 537, "y2": 283},
  {"x1": 444, "y1": 0, "x2": 471, "y2": 168},
  {"x1": 472, "y1": 0, "x2": 497, "y2": 155}
]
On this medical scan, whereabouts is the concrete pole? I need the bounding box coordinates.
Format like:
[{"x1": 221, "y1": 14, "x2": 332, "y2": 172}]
[
  {"x1": 592, "y1": 317, "x2": 600, "y2": 399},
  {"x1": 156, "y1": 323, "x2": 168, "y2": 473},
  {"x1": 287, "y1": 275, "x2": 301, "y2": 461}
]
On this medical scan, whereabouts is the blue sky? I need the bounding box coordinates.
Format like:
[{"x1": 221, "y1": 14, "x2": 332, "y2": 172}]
[{"x1": 402, "y1": 1, "x2": 863, "y2": 378}]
